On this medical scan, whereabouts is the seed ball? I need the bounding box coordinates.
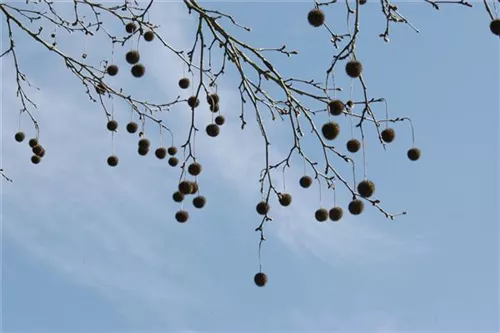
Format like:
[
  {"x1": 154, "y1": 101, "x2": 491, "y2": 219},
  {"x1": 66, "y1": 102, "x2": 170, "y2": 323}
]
[
  {"x1": 193, "y1": 195, "x2": 206, "y2": 209},
  {"x1": 190, "y1": 182, "x2": 199, "y2": 194},
  {"x1": 107, "y1": 155, "x2": 119, "y2": 167},
  {"x1": 254, "y1": 272, "x2": 268, "y2": 287},
  {"x1": 315, "y1": 208, "x2": 329, "y2": 222},
  {"x1": 138, "y1": 138, "x2": 150, "y2": 149},
  {"x1": 38, "y1": 148, "x2": 46, "y2": 158},
  {"x1": 328, "y1": 99, "x2": 344, "y2": 116},
  {"x1": 188, "y1": 162, "x2": 202, "y2": 176},
  {"x1": 173, "y1": 191, "x2": 184, "y2": 202},
  {"x1": 346, "y1": 139, "x2": 361, "y2": 153},
  {"x1": 143, "y1": 30, "x2": 154, "y2": 42},
  {"x1": 125, "y1": 22, "x2": 137, "y2": 33},
  {"x1": 168, "y1": 157, "x2": 178, "y2": 167},
  {"x1": 215, "y1": 115, "x2": 225, "y2": 126},
  {"x1": 95, "y1": 83, "x2": 107, "y2": 95},
  {"x1": 155, "y1": 147, "x2": 167, "y2": 159},
  {"x1": 206, "y1": 124, "x2": 220, "y2": 137},
  {"x1": 131, "y1": 63, "x2": 145, "y2": 78},
  {"x1": 381, "y1": 128, "x2": 395, "y2": 143},
  {"x1": 207, "y1": 93, "x2": 220, "y2": 105},
  {"x1": 178, "y1": 77, "x2": 190, "y2": 89},
  {"x1": 322, "y1": 122, "x2": 340, "y2": 140},
  {"x1": 359, "y1": 0, "x2": 367, "y2": 4},
  {"x1": 357, "y1": 179, "x2": 375, "y2": 198},
  {"x1": 125, "y1": 50, "x2": 140, "y2": 64},
  {"x1": 348, "y1": 199, "x2": 364, "y2": 215},
  {"x1": 256, "y1": 201, "x2": 270, "y2": 215},
  {"x1": 107, "y1": 120, "x2": 118, "y2": 132},
  {"x1": 28, "y1": 138, "x2": 38, "y2": 148},
  {"x1": 307, "y1": 8, "x2": 325, "y2": 27},
  {"x1": 106, "y1": 64, "x2": 119, "y2": 76},
  {"x1": 346, "y1": 60, "x2": 363, "y2": 78},
  {"x1": 14, "y1": 131, "x2": 25, "y2": 142},
  {"x1": 32, "y1": 144, "x2": 43, "y2": 156},
  {"x1": 175, "y1": 210, "x2": 189, "y2": 223},
  {"x1": 299, "y1": 175, "x2": 312, "y2": 188},
  {"x1": 126, "y1": 122, "x2": 138, "y2": 133},
  {"x1": 187, "y1": 96, "x2": 200, "y2": 108},
  {"x1": 138, "y1": 147, "x2": 149, "y2": 156},
  {"x1": 209, "y1": 103, "x2": 220, "y2": 113},
  {"x1": 178, "y1": 181, "x2": 193, "y2": 195},
  {"x1": 490, "y1": 19, "x2": 500, "y2": 36},
  {"x1": 279, "y1": 193, "x2": 292, "y2": 207},
  {"x1": 167, "y1": 146, "x2": 177, "y2": 155},
  {"x1": 407, "y1": 147, "x2": 421, "y2": 161},
  {"x1": 31, "y1": 155, "x2": 41, "y2": 164},
  {"x1": 329, "y1": 207, "x2": 343, "y2": 222},
  {"x1": 346, "y1": 100, "x2": 354, "y2": 108}
]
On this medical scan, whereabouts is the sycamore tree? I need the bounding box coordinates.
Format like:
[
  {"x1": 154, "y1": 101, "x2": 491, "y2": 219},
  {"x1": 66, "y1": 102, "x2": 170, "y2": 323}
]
[{"x1": 1, "y1": 0, "x2": 499, "y2": 287}]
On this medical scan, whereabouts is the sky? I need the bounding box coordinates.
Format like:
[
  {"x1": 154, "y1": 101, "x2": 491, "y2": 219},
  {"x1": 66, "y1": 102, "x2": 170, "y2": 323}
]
[{"x1": 1, "y1": 1, "x2": 499, "y2": 332}]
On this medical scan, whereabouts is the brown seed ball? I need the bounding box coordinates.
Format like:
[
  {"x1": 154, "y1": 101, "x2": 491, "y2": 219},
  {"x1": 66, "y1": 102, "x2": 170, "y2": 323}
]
[
  {"x1": 299, "y1": 175, "x2": 313, "y2": 188},
  {"x1": 490, "y1": 19, "x2": 500, "y2": 36},
  {"x1": 187, "y1": 96, "x2": 200, "y2": 108},
  {"x1": 126, "y1": 122, "x2": 138, "y2": 133},
  {"x1": 168, "y1": 157, "x2": 178, "y2": 167},
  {"x1": 346, "y1": 139, "x2": 361, "y2": 153},
  {"x1": 106, "y1": 64, "x2": 119, "y2": 76},
  {"x1": 188, "y1": 162, "x2": 202, "y2": 176},
  {"x1": 178, "y1": 77, "x2": 190, "y2": 89},
  {"x1": 173, "y1": 191, "x2": 184, "y2": 203},
  {"x1": 254, "y1": 272, "x2": 268, "y2": 287},
  {"x1": 131, "y1": 63, "x2": 145, "y2": 78},
  {"x1": 193, "y1": 195, "x2": 206, "y2": 209},
  {"x1": 28, "y1": 138, "x2": 38, "y2": 148},
  {"x1": 348, "y1": 199, "x2": 364, "y2": 215},
  {"x1": 15, "y1": 131, "x2": 25, "y2": 142},
  {"x1": 143, "y1": 30, "x2": 154, "y2": 42},
  {"x1": 346, "y1": 100, "x2": 354, "y2": 108},
  {"x1": 329, "y1": 207, "x2": 343, "y2": 222},
  {"x1": 38, "y1": 148, "x2": 46, "y2": 158},
  {"x1": 256, "y1": 201, "x2": 270, "y2": 215},
  {"x1": 346, "y1": 60, "x2": 363, "y2": 78},
  {"x1": 322, "y1": 122, "x2": 340, "y2": 140},
  {"x1": 138, "y1": 138, "x2": 150, "y2": 149},
  {"x1": 125, "y1": 22, "x2": 137, "y2": 34},
  {"x1": 328, "y1": 99, "x2": 345, "y2": 116},
  {"x1": 95, "y1": 83, "x2": 107, "y2": 95},
  {"x1": 209, "y1": 103, "x2": 220, "y2": 113},
  {"x1": 31, "y1": 155, "x2": 41, "y2": 164},
  {"x1": 155, "y1": 147, "x2": 167, "y2": 159},
  {"x1": 32, "y1": 144, "x2": 43, "y2": 156},
  {"x1": 407, "y1": 147, "x2": 421, "y2": 161},
  {"x1": 138, "y1": 147, "x2": 149, "y2": 156},
  {"x1": 206, "y1": 124, "x2": 220, "y2": 137},
  {"x1": 215, "y1": 115, "x2": 225, "y2": 126},
  {"x1": 175, "y1": 210, "x2": 189, "y2": 223},
  {"x1": 359, "y1": 0, "x2": 367, "y2": 4},
  {"x1": 381, "y1": 128, "x2": 396, "y2": 143},
  {"x1": 107, "y1": 120, "x2": 118, "y2": 132},
  {"x1": 107, "y1": 155, "x2": 119, "y2": 167},
  {"x1": 307, "y1": 8, "x2": 325, "y2": 27},
  {"x1": 190, "y1": 182, "x2": 199, "y2": 194},
  {"x1": 357, "y1": 180, "x2": 375, "y2": 198},
  {"x1": 178, "y1": 181, "x2": 193, "y2": 195},
  {"x1": 279, "y1": 193, "x2": 292, "y2": 207},
  {"x1": 167, "y1": 146, "x2": 177, "y2": 155},
  {"x1": 207, "y1": 93, "x2": 220, "y2": 105},
  {"x1": 125, "y1": 50, "x2": 140, "y2": 64},
  {"x1": 315, "y1": 208, "x2": 329, "y2": 222}
]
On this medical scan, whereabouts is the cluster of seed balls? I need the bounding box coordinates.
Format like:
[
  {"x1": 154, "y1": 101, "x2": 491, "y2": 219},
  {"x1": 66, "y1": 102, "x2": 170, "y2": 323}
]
[
  {"x1": 13, "y1": 132, "x2": 46, "y2": 164},
  {"x1": 172, "y1": 162, "x2": 206, "y2": 223}
]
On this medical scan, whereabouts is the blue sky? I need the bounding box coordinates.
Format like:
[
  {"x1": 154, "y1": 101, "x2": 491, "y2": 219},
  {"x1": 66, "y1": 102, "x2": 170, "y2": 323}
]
[{"x1": 1, "y1": 1, "x2": 498, "y2": 332}]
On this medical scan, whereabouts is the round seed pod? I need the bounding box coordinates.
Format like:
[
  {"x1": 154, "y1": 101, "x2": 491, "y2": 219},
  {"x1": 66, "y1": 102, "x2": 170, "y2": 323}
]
[
  {"x1": 31, "y1": 155, "x2": 41, "y2": 164},
  {"x1": 178, "y1": 77, "x2": 190, "y2": 89},
  {"x1": 346, "y1": 100, "x2": 354, "y2": 108},
  {"x1": 328, "y1": 99, "x2": 344, "y2": 116},
  {"x1": 188, "y1": 162, "x2": 202, "y2": 176},
  {"x1": 143, "y1": 30, "x2": 154, "y2": 42},
  {"x1": 125, "y1": 50, "x2": 140, "y2": 64},
  {"x1": 168, "y1": 157, "x2": 178, "y2": 167},
  {"x1": 167, "y1": 146, "x2": 177, "y2": 156},
  {"x1": 345, "y1": 60, "x2": 363, "y2": 78},
  {"x1": 138, "y1": 147, "x2": 149, "y2": 156},
  {"x1": 279, "y1": 193, "x2": 292, "y2": 207},
  {"x1": 359, "y1": 0, "x2": 367, "y2": 4},
  {"x1": 107, "y1": 120, "x2": 118, "y2": 132},
  {"x1": 125, "y1": 22, "x2": 137, "y2": 34},
  {"x1": 254, "y1": 272, "x2": 268, "y2": 287},
  {"x1": 28, "y1": 138, "x2": 38, "y2": 148},
  {"x1": 299, "y1": 175, "x2": 312, "y2": 188},
  {"x1": 126, "y1": 122, "x2": 138, "y2": 133},
  {"x1": 357, "y1": 180, "x2": 375, "y2": 198},
  {"x1": 381, "y1": 128, "x2": 395, "y2": 143},
  {"x1": 307, "y1": 8, "x2": 325, "y2": 27},
  {"x1": 322, "y1": 122, "x2": 340, "y2": 140},
  {"x1": 38, "y1": 148, "x2": 46, "y2": 158},
  {"x1": 187, "y1": 96, "x2": 200, "y2": 108},
  {"x1": 32, "y1": 144, "x2": 43, "y2": 156},
  {"x1": 348, "y1": 199, "x2": 364, "y2": 215},
  {"x1": 315, "y1": 208, "x2": 329, "y2": 222},
  {"x1": 207, "y1": 93, "x2": 220, "y2": 105},
  {"x1": 106, "y1": 64, "x2": 119, "y2": 76},
  {"x1": 138, "y1": 138, "x2": 150, "y2": 149},
  {"x1": 329, "y1": 207, "x2": 343, "y2": 222},
  {"x1": 209, "y1": 103, "x2": 220, "y2": 113},
  {"x1": 155, "y1": 147, "x2": 167, "y2": 159},
  {"x1": 215, "y1": 115, "x2": 225, "y2": 126},
  {"x1": 107, "y1": 155, "x2": 119, "y2": 167},
  {"x1": 173, "y1": 191, "x2": 184, "y2": 202},
  {"x1": 206, "y1": 124, "x2": 220, "y2": 137},
  {"x1": 490, "y1": 19, "x2": 500, "y2": 36},
  {"x1": 346, "y1": 139, "x2": 361, "y2": 153},
  {"x1": 190, "y1": 182, "x2": 199, "y2": 194},
  {"x1": 407, "y1": 147, "x2": 421, "y2": 161},
  {"x1": 14, "y1": 131, "x2": 25, "y2": 142},
  {"x1": 95, "y1": 83, "x2": 107, "y2": 95},
  {"x1": 256, "y1": 201, "x2": 270, "y2": 215},
  {"x1": 193, "y1": 195, "x2": 206, "y2": 209},
  {"x1": 175, "y1": 210, "x2": 189, "y2": 223},
  {"x1": 131, "y1": 63, "x2": 145, "y2": 78},
  {"x1": 178, "y1": 181, "x2": 193, "y2": 195}
]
